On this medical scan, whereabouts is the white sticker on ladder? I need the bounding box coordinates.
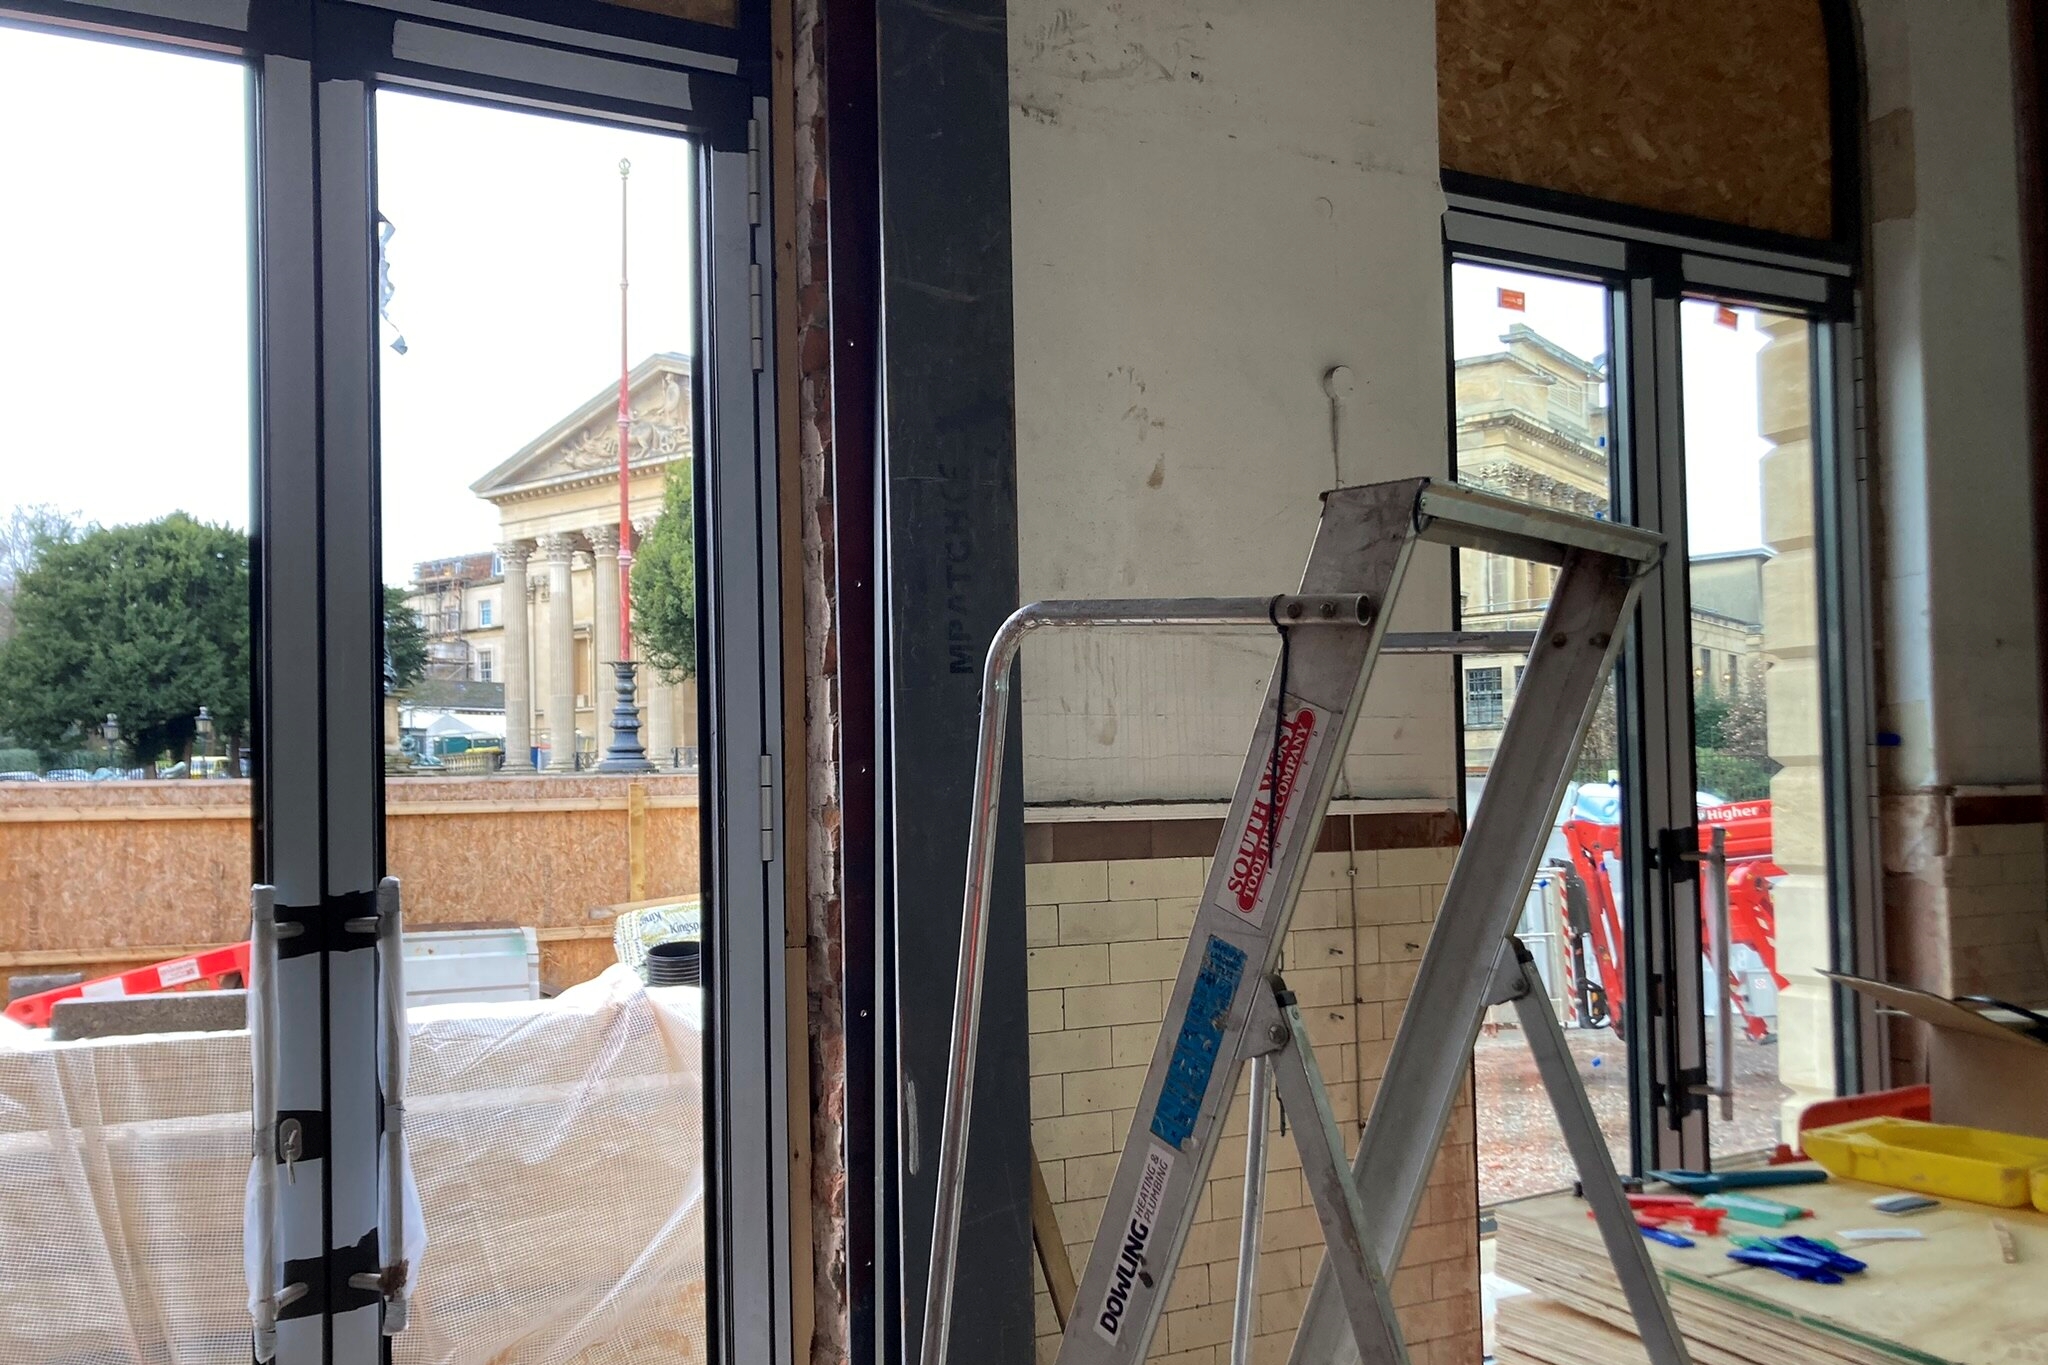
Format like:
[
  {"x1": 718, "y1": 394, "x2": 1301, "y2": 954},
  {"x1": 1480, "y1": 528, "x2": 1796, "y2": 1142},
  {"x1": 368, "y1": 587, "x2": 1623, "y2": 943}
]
[{"x1": 1092, "y1": 1143, "x2": 1175, "y2": 1345}]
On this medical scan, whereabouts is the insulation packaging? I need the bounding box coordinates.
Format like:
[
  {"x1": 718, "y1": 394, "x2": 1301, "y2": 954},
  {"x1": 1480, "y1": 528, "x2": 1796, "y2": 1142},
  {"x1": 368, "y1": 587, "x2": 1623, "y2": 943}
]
[{"x1": 0, "y1": 966, "x2": 706, "y2": 1364}]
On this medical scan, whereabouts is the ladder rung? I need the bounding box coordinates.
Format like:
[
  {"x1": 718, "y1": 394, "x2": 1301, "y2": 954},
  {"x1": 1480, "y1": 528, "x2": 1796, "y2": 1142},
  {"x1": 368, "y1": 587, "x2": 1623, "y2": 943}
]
[{"x1": 1411, "y1": 480, "x2": 1664, "y2": 566}]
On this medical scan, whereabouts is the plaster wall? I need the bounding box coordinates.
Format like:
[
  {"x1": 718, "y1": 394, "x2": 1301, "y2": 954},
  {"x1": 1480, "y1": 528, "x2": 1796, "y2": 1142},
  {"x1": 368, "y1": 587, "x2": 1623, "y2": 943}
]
[
  {"x1": 1864, "y1": 0, "x2": 2039, "y2": 791},
  {"x1": 1008, "y1": 0, "x2": 1455, "y2": 808}
]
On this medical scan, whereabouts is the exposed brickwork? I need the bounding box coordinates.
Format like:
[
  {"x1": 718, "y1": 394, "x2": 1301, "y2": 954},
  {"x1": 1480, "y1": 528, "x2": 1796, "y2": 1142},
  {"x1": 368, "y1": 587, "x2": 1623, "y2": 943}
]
[
  {"x1": 789, "y1": 0, "x2": 849, "y2": 1358},
  {"x1": 1024, "y1": 847, "x2": 1482, "y2": 1364},
  {"x1": 1880, "y1": 793, "x2": 2048, "y2": 1081}
]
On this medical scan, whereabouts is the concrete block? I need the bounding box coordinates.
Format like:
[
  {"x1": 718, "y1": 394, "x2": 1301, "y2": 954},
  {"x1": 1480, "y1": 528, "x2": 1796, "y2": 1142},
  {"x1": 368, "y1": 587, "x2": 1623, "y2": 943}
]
[
  {"x1": 50, "y1": 989, "x2": 246, "y2": 1041},
  {"x1": 1109, "y1": 937, "x2": 1187, "y2": 982},
  {"x1": 1031, "y1": 1110, "x2": 1112, "y2": 1161},
  {"x1": 1027, "y1": 943, "x2": 1110, "y2": 989},
  {"x1": 1058, "y1": 899, "x2": 1158, "y2": 945},
  {"x1": 1063, "y1": 1064, "x2": 1148, "y2": 1114},
  {"x1": 7, "y1": 972, "x2": 82, "y2": 1004},
  {"x1": 1031, "y1": 1025, "x2": 1112, "y2": 1074},
  {"x1": 1109, "y1": 856, "x2": 1204, "y2": 900},
  {"x1": 1111, "y1": 1021, "x2": 1161, "y2": 1067},
  {"x1": 1027, "y1": 860, "x2": 1110, "y2": 906},
  {"x1": 1062, "y1": 981, "x2": 1164, "y2": 1029},
  {"x1": 1378, "y1": 846, "x2": 1456, "y2": 886}
]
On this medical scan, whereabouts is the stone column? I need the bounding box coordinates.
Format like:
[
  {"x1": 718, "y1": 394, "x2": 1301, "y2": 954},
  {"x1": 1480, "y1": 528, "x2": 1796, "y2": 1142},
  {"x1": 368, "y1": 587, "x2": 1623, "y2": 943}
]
[
  {"x1": 498, "y1": 542, "x2": 535, "y2": 772},
  {"x1": 586, "y1": 524, "x2": 621, "y2": 756},
  {"x1": 538, "y1": 533, "x2": 578, "y2": 773},
  {"x1": 1757, "y1": 314, "x2": 1834, "y2": 1133}
]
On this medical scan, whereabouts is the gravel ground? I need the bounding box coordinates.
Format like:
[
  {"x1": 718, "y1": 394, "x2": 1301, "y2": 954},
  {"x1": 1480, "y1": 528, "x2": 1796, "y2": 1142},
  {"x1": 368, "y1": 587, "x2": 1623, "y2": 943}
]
[{"x1": 1473, "y1": 1022, "x2": 1791, "y2": 1206}]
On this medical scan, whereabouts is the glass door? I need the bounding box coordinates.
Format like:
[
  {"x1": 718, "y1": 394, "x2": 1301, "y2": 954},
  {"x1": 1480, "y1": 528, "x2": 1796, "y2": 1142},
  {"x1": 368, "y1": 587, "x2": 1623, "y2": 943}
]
[
  {"x1": 1678, "y1": 298, "x2": 1845, "y2": 1162},
  {"x1": 371, "y1": 83, "x2": 712, "y2": 1361},
  {"x1": 0, "y1": 3, "x2": 786, "y2": 1362},
  {"x1": 1448, "y1": 217, "x2": 1868, "y2": 1358},
  {"x1": 304, "y1": 13, "x2": 786, "y2": 1360},
  {"x1": 1450, "y1": 261, "x2": 1639, "y2": 1204},
  {"x1": 0, "y1": 21, "x2": 261, "y2": 1361}
]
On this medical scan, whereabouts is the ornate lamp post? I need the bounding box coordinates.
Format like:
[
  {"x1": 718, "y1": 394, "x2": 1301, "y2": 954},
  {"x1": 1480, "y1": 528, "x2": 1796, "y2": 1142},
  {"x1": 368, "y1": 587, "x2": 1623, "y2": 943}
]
[
  {"x1": 195, "y1": 705, "x2": 215, "y2": 778},
  {"x1": 599, "y1": 156, "x2": 656, "y2": 774},
  {"x1": 100, "y1": 713, "x2": 120, "y2": 767}
]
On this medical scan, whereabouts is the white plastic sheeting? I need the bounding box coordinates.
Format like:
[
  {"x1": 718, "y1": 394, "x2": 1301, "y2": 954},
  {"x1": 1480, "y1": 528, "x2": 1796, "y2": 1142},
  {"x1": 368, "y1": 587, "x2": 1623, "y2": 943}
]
[{"x1": 0, "y1": 967, "x2": 705, "y2": 1364}]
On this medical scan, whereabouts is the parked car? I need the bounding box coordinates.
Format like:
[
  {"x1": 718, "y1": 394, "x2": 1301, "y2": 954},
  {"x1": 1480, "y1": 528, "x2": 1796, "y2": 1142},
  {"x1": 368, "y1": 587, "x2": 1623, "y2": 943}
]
[
  {"x1": 43, "y1": 769, "x2": 90, "y2": 781},
  {"x1": 0, "y1": 771, "x2": 39, "y2": 782}
]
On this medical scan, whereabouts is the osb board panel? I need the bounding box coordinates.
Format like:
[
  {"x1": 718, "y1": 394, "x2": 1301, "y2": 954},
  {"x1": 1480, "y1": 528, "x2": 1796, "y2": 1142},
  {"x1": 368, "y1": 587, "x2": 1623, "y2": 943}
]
[
  {"x1": 1438, "y1": 0, "x2": 1834, "y2": 240},
  {"x1": 0, "y1": 777, "x2": 700, "y2": 981},
  {"x1": 543, "y1": 938, "x2": 621, "y2": 995},
  {"x1": 598, "y1": 0, "x2": 737, "y2": 27}
]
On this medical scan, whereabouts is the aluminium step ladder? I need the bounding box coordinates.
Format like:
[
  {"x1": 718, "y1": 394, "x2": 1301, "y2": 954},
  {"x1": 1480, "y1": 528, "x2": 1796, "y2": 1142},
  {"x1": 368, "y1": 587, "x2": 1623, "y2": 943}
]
[{"x1": 922, "y1": 477, "x2": 1693, "y2": 1365}]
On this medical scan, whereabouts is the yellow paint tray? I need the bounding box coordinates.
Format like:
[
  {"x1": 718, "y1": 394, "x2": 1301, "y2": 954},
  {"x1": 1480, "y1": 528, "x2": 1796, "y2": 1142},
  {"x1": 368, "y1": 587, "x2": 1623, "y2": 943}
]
[{"x1": 1800, "y1": 1116, "x2": 2048, "y2": 1208}]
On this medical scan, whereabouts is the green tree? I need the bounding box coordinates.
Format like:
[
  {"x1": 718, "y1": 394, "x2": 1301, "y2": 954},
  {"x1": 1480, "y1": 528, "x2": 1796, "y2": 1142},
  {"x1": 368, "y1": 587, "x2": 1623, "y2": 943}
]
[
  {"x1": 0, "y1": 504, "x2": 74, "y2": 646},
  {"x1": 631, "y1": 464, "x2": 697, "y2": 682},
  {"x1": 0, "y1": 514, "x2": 249, "y2": 765},
  {"x1": 383, "y1": 585, "x2": 429, "y2": 694},
  {"x1": 1571, "y1": 681, "x2": 1620, "y2": 784},
  {"x1": 1693, "y1": 662, "x2": 1775, "y2": 800}
]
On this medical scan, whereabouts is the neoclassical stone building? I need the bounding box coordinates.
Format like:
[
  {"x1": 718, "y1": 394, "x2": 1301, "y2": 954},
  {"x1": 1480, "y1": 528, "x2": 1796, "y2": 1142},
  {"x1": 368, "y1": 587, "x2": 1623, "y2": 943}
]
[
  {"x1": 444, "y1": 352, "x2": 699, "y2": 772},
  {"x1": 1453, "y1": 324, "x2": 1761, "y2": 778}
]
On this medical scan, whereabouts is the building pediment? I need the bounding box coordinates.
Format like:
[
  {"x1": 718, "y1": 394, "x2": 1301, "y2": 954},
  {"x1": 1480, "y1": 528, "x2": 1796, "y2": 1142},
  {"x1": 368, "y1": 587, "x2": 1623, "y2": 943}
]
[{"x1": 472, "y1": 353, "x2": 692, "y2": 502}]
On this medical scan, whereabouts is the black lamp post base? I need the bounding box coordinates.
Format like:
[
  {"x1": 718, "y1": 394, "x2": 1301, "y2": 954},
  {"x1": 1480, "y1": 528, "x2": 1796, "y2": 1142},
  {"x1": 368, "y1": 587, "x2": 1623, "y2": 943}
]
[{"x1": 595, "y1": 660, "x2": 657, "y2": 774}]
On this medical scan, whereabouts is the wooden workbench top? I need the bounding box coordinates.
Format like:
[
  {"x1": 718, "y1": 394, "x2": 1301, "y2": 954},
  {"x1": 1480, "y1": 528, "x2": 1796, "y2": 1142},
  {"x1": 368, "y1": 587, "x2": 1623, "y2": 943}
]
[{"x1": 1494, "y1": 1167, "x2": 2048, "y2": 1365}]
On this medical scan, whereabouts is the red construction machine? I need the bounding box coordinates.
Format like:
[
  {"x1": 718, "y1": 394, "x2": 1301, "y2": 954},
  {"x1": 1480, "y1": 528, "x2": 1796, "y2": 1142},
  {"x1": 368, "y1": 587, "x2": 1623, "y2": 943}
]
[{"x1": 1547, "y1": 783, "x2": 1786, "y2": 1042}]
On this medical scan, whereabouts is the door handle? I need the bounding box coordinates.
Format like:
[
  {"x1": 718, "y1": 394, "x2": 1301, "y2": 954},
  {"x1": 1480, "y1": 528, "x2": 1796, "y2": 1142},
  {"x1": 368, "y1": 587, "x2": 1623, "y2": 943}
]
[
  {"x1": 1678, "y1": 828, "x2": 1734, "y2": 1120},
  {"x1": 248, "y1": 885, "x2": 307, "y2": 1362}
]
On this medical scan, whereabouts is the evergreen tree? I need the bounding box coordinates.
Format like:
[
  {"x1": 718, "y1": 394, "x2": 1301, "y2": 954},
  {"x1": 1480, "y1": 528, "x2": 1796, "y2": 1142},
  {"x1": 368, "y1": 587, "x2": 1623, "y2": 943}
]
[
  {"x1": 0, "y1": 514, "x2": 249, "y2": 764},
  {"x1": 383, "y1": 585, "x2": 430, "y2": 694},
  {"x1": 631, "y1": 465, "x2": 697, "y2": 683}
]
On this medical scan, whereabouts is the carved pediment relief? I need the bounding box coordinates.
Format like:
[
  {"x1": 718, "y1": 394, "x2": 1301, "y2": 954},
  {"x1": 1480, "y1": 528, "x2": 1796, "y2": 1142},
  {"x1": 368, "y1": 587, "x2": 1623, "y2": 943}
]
[
  {"x1": 554, "y1": 371, "x2": 692, "y2": 472},
  {"x1": 474, "y1": 354, "x2": 692, "y2": 499}
]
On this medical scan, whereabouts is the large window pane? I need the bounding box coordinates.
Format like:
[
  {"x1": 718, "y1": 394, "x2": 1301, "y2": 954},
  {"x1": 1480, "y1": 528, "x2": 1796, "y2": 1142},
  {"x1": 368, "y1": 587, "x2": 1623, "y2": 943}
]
[
  {"x1": 371, "y1": 89, "x2": 708, "y2": 1362},
  {"x1": 1680, "y1": 299, "x2": 1836, "y2": 1160},
  {"x1": 1451, "y1": 262, "x2": 1634, "y2": 1211},
  {"x1": 0, "y1": 24, "x2": 255, "y2": 1360}
]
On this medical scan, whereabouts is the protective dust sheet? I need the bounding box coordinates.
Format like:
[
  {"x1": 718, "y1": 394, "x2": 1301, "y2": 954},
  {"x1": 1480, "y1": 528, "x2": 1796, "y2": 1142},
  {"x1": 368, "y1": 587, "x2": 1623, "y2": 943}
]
[{"x1": 0, "y1": 967, "x2": 706, "y2": 1365}]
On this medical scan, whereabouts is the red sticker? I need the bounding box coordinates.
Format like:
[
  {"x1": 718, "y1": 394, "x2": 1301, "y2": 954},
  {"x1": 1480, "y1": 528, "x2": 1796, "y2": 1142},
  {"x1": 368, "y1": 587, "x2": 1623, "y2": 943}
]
[{"x1": 1498, "y1": 288, "x2": 1527, "y2": 312}]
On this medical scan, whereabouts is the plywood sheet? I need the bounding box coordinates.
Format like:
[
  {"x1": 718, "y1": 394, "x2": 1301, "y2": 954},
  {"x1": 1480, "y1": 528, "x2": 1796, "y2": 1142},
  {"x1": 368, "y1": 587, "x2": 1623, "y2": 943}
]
[
  {"x1": 1495, "y1": 1172, "x2": 2048, "y2": 1365},
  {"x1": 1439, "y1": 0, "x2": 1835, "y2": 239}
]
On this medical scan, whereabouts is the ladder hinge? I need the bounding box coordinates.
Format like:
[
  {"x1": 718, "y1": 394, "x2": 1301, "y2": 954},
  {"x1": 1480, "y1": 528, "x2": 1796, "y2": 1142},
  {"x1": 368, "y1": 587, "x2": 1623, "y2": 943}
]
[
  {"x1": 759, "y1": 752, "x2": 775, "y2": 860},
  {"x1": 746, "y1": 118, "x2": 763, "y2": 226},
  {"x1": 749, "y1": 262, "x2": 765, "y2": 372}
]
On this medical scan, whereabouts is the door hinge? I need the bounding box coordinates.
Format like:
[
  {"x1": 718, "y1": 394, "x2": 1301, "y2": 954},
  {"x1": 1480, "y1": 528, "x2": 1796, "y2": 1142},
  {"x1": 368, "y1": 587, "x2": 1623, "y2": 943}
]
[
  {"x1": 748, "y1": 261, "x2": 765, "y2": 372},
  {"x1": 1672, "y1": 1063, "x2": 1708, "y2": 1117},
  {"x1": 759, "y1": 752, "x2": 775, "y2": 860},
  {"x1": 1655, "y1": 826, "x2": 1698, "y2": 882},
  {"x1": 746, "y1": 117, "x2": 762, "y2": 226}
]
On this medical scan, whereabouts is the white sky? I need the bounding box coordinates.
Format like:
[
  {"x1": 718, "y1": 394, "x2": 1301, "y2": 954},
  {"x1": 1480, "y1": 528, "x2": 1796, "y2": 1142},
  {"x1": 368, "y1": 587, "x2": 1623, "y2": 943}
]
[
  {"x1": 1450, "y1": 262, "x2": 1783, "y2": 555},
  {"x1": 0, "y1": 26, "x2": 696, "y2": 583},
  {"x1": 4, "y1": 25, "x2": 1792, "y2": 580}
]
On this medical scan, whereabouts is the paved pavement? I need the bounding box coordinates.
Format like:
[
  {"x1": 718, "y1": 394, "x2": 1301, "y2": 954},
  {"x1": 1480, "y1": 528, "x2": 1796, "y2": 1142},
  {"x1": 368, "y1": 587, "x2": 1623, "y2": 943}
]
[{"x1": 1473, "y1": 1021, "x2": 1791, "y2": 1205}]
